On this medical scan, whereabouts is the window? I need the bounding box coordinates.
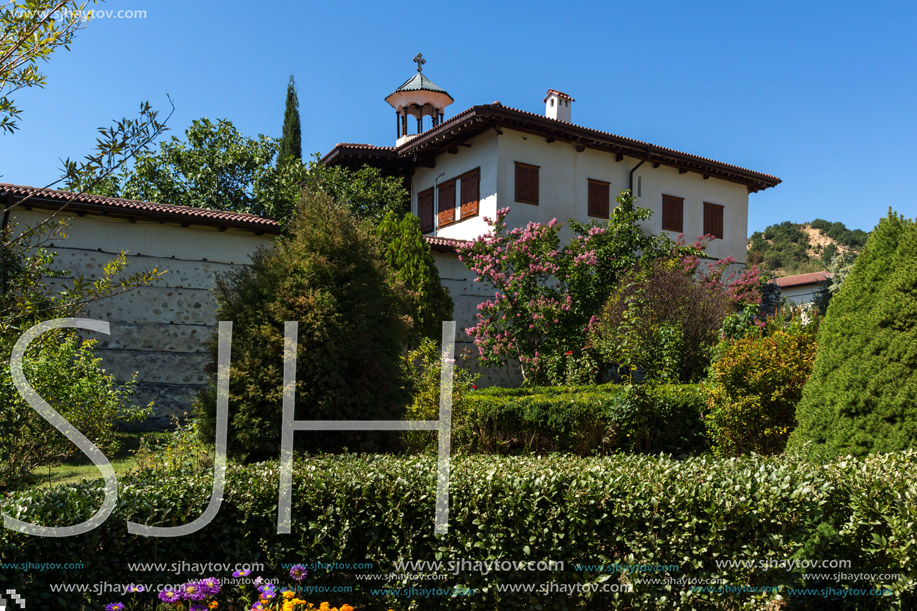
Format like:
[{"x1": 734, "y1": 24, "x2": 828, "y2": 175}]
[
  {"x1": 587, "y1": 179, "x2": 610, "y2": 218},
  {"x1": 661, "y1": 195, "x2": 684, "y2": 232},
  {"x1": 418, "y1": 188, "x2": 434, "y2": 234},
  {"x1": 437, "y1": 179, "x2": 456, "y2": 226},
  {"x1": 460, "y1": 168, "x2": 480, "y2": 220},
  {"x1": 704, "y1": 202, "x2": 724, "y2": 239},
  {"x1": 514, "y1": 162, "x2": 539, "y2": 205}
]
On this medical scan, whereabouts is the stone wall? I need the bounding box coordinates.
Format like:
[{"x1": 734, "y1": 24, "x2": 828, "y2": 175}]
[{"x1": 14, "y1": 208, "x2": 274, "y2": 427}]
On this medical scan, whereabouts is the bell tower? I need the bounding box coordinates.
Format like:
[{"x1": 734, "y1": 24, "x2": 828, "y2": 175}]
[{"x1": 385, "y1": 53, "x2": 454, "y2": 146}]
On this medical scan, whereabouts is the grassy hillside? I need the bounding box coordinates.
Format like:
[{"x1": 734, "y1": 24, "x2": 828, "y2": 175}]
[{"x1": 747, "y1": 218, "x2": 868, "y2": 276}]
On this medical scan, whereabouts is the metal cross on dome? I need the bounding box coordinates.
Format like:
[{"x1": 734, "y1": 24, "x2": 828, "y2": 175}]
[{"x1": 413, "y1": 53, "x2": 426, "y2": 72}]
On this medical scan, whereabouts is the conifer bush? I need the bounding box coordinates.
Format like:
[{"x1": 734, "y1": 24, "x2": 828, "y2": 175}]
[
  {"x1": 194, "y1": 191, "x2": 409, "y2": 461},
  {"x1": 789, "y1": 210, "x2": 917, "y2": 458}
]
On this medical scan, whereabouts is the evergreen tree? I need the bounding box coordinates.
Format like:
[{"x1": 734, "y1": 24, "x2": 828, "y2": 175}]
[
  {"x1": 789, "y1": 210, "x2": 917, "y2": 458},
  {"x1": 194, "y1": 190, "x2": 409, "y2": 461},
  {"x1": 375, "y1": 211, "x2": 453, "y2": 346},
  {"x1": 278, "y1": 74, "x2": 302, "y2": 162}
]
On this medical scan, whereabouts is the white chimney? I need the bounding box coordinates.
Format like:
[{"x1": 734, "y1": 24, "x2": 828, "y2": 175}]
[{"x1": 544, "y1": 89, "x2": 574, "y2": 123}]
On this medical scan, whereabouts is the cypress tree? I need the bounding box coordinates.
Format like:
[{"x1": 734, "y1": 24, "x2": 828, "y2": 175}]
[
  {"x1": 789, "y1": 210, "x2": 917, "y2": 458},
  {"x1": 278, "y1": 74, "x2": 301, "y2": 162}
]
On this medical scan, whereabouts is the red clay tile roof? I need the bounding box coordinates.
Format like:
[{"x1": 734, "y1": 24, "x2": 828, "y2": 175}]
[
  {"x1": 775, "y1": 271, "x2": 831, "y2": 288},
  {"x1": 1, "y1": 183, "x2": 282, "y2": 234},
  {"x1": 323, "y1": 103, "x2": 781, "y2": 192},
  {"x1": 543, "y1": 89, "x2": 574, "y2": 102},
  {"x1": 2, "y1": 183, "x2": 469, "y2": 255},
  {"x1": 423, "y1": 235, "x2": 469, "y2": 253}
]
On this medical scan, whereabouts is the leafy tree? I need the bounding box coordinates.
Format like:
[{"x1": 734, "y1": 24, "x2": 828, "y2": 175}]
[
  {"x1": 590, "y1": 259, "x2": 738, "y2": 383},
  {"x1": 375, "y1": 211, "x2": 453, "y2": 345},
  {"x1": 1, "y1": 0, "x2": 169, "y2": 486},
  {"x1": 1, "y1": 0, "x2": 89, "y2": 133},
  {"x1": 98, "y1": 118, "x2": 305, "y2": 221},
  {"x1": 457, "y1": 190, "x2": 686, "y2": 385},
  {"x1": 301, "y1": 154, "x2": 409, "y2": 225},
  {"x1": 194, "y1": 190, "x2": 409, "y2": 461},
  {"x1": 278, "y1": 74, "x2": 301, "y2": 162},
  {"x1": 789, "y1": 210, "x2": 917, "y2": 458}
]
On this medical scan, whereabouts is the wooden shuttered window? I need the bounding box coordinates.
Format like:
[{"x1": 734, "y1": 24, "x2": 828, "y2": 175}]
[
  {"x1": 661, "y1": 195, "x2": 684, "y2": 232},
  {"x1": 514, "y1": 162, "x2": 539, "y2": 205},
  {"x1": 418, "y1": 188, "x2": 434, "y2": 234},
  {"x1": 438, "y1": 179, "x2": 456, "y2": 226},
  {"x1": 704, "y1": 203, "x2": 724, "y2": 239},
  {"x1": 587, "y1": 179, "x2": 610, "y2": 218},
  {"x1": 460, "y1": 168, "x2": 480, "y2": 220}
]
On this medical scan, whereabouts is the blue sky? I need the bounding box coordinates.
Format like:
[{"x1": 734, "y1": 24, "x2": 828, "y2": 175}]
[{"x1": 3, "y1": 0, "x2": 915, "y2": 233}]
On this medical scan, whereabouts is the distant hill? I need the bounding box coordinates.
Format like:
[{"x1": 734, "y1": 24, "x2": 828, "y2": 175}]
[{"x1": 747, "y1": 219, "x2": 869, "y2": 276}]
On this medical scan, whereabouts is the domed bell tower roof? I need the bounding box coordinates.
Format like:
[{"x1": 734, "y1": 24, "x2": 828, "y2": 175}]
[{"x1": 385, "y1": 53, "x2": 454, "y2": 145}]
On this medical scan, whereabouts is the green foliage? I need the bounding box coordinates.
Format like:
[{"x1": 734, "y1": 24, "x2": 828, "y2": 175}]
[
  {"x1": 790, "y1": 210, "x2": 917, "y2": 458},
  {"x1": 591, "y1": 260, "x2": 735, "y2": 383},
  {"x1": 5, "y1": 452, "x2": 917, "y2": 609},
  {"x1": 134, "y1": 417, "x2": 214, "y2": 476},
  {"x1": 706, "y1": 311, "x2": 818, "y2": 456},
  {"x1": 194, "y1": 190, "x2": 409, "y2": 462},
  {"x1": 375, "y1": 211, "x2": 453, "y2": 345},
  {"x1": 748, "y1": 219, "x2": 870, "y2": 276},
  {"x1": 0, "y1": 336, "x2": 150, "y2": 489},
  {"x1": 97, "y1": 117, "x2": 306, "y2": 221},
  {"x1": 811, "y1": 218, "x2": 869, "y2": 248},
  {"x1": 400, "y1": 337, "x2": 477, "y2": 452},
  {"x1": 278, "y1": 74, "x2": 302, "y2": 162},
  {"x1": 459, "y1": 191, "x2": 689, "y2": 385},
  {"x1": 455, "y1": 383, "x2": 707, "y2": 455},
  {"x1": 301, "y1": 154, "x2": 410, "y2": 225},
  {"x1": 0, "y1": 0, "x2": 96, "y2": 133}
]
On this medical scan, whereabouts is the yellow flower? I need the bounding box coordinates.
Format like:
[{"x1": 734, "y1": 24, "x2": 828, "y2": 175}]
[
  {"x1": 341, "y1": 606, "x2": 354, "y2": 611},
  {"x1": 284, "y1": 591, "x2": 295, "y2": 599}
]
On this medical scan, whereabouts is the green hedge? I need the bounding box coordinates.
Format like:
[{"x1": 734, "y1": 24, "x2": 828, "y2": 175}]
[
  {"x1": 3, "y1": 453, "x2": 916, "y2": 610},
  {"x1": 455, "y1": 383, "x2": 707, "y2": 455}
]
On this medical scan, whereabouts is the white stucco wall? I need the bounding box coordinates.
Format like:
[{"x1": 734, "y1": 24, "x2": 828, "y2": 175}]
[
  {"x1": 412, "y1": 128, "x2": 751, "y2": 263},
  {"x1": 432, "y1": 251, "x2": 522, "y2": 388},
  {"x1": 780, "y1": 284, "x2": 828, "y2": 305},
  {"x1": 412, "y1": 131, "x2": 499, "y2": 241},
  {"x1": 11, "y1": 209, "x2": 275, "y2": 423}
]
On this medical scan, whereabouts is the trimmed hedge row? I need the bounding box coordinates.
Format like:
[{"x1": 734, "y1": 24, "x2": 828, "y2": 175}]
[
  {"x1": 2, "y1": 453, "x2": 917, "y2": 610},
  {"x1": 454, "y1": 383, "x2": 707, "y2": 455}
]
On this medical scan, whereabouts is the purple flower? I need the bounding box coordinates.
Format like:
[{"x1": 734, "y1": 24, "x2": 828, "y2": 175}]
[
  {"x1": 257, "y1": 583, "x2": 277, "y2": 599},
  {"x1": 180, "y1": 581, "x2": 207, "y2": 601},
  {"x1": 105, "y1": 604, "x2": 124, "y2": 611},
  {"x1": 233, "y1": 568, "x2": 251, "y2": 578},
  {"x1": 158, "y1": 590, "x2": 181, "y2": 603},
  {"x1": 289, "y1": 564, "x2": 308, "y2": 582},
  {"x1": 126, "y1": 584, "x2": 145, "y2": 593},
  {"x1": 200, "y1": 576, "x2": 220, "y2": 595}
]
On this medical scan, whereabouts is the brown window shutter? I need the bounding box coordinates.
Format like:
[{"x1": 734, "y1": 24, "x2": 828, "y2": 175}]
[
  {"x1": 438, "y1": 180, "x2": 456, "y2": 226},
  {"x1": 418, "y1": 188, "x2": 434, "y2": 233},
  {"x1": 662, "y1": 195, "x2": 684, "y2": 232},
  {"x1": 587, "y1": 179, "x2": 610, "y2": 218},
  {"x1": 460, "y1": 168, "x2": 480, "y2": 219},
  {"x1": 515, "y1": 162, "x2": 539, "y2": 205},
  {"x1": 704, "y1": 203, "x2": 724, "y2": 239}
]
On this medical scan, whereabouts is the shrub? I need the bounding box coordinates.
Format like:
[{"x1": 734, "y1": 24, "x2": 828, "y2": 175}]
[
  {"x1": 591, "y1": 260, "x2": 735, "y2": 383},
  {"x1": 400, "y1": 336, "x2": 477, "y2": 452},
  {"x1": 455, "y1": 383, "x2": 707, "y2": 455},
  {"x1": 456, "y1": 190, "x2": 682, "y2": 386},
  {"x1": 790, "y1": 210, "x2": 917, "y2": 458},
  {"x1": 194, "y1": 190, "x2": 409, "y2": 461},
  {"x1": 375, "y1": 211, "x2": 453, "y2": 346},
  {"x1": 0, "y1": 336, "x2": 149, "y2": 489},
  {"x1": 705, "y1": 314, "x2": 818, "y2": 457},
  {"x1": 3, "y1": 453, "x2": 917, "y2": 610}
]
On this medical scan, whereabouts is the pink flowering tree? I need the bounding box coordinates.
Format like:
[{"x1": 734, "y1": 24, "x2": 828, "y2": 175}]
[{"x1": 458, "y1": 190, "x2": 687, "y2": 385}]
